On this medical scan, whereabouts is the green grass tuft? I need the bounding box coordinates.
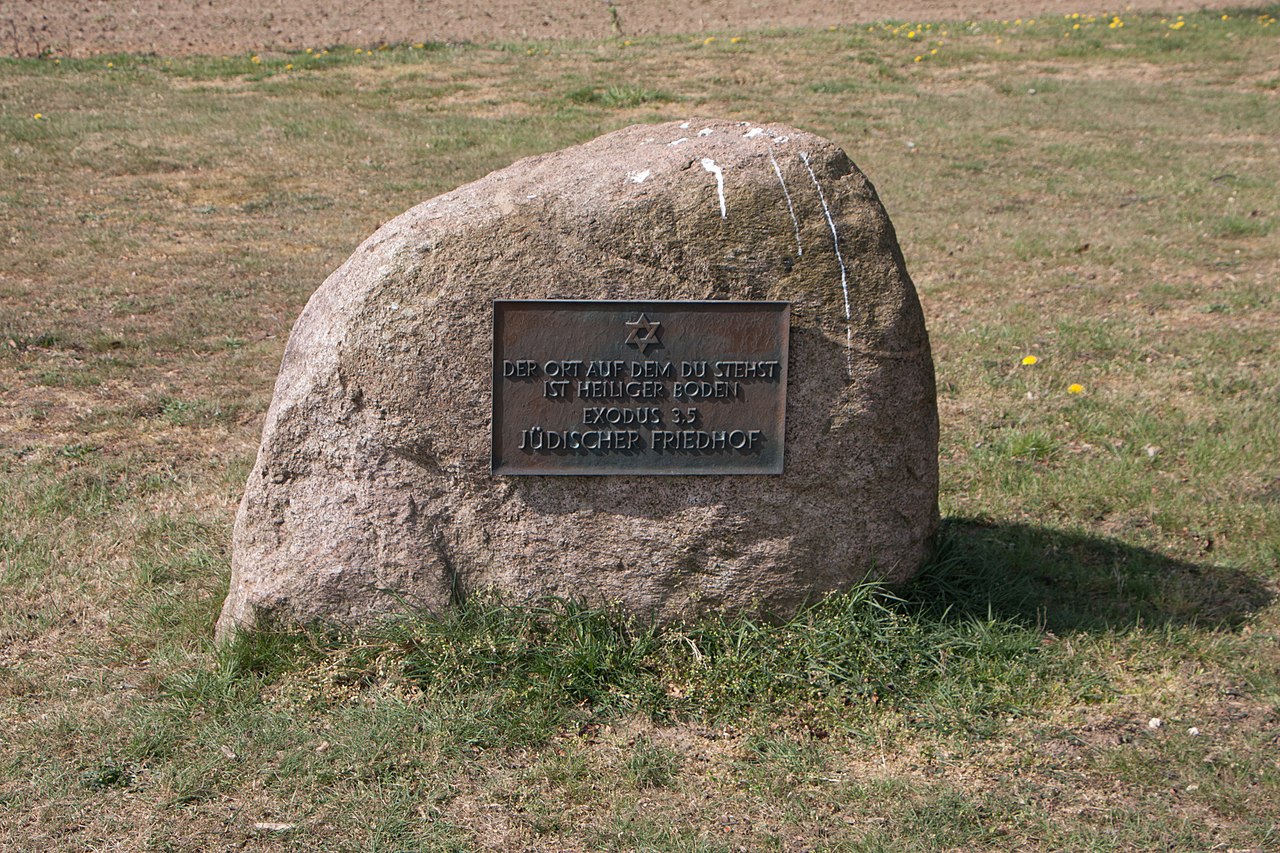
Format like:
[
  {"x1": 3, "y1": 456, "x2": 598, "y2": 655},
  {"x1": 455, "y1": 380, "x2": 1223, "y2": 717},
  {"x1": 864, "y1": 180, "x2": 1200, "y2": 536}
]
[{"x1": 566, "y1": 84, "x2": 675, "y2": 107}]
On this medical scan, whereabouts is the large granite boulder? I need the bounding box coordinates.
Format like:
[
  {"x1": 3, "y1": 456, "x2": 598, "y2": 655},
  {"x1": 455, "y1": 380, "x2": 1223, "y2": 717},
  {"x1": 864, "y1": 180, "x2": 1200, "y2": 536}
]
[{"x1": 216, "y1": 119, "x2": 938, "y2": 639}]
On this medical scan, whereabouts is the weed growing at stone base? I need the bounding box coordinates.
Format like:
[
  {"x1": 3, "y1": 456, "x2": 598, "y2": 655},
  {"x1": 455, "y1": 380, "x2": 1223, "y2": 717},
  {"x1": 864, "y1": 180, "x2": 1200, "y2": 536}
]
[
  {"x1": 263, "y1": 582, "x2": 1059, "y2": 734},
  {"x1": 2, "y1": 7, "x2": 1278, "y2": 849}
]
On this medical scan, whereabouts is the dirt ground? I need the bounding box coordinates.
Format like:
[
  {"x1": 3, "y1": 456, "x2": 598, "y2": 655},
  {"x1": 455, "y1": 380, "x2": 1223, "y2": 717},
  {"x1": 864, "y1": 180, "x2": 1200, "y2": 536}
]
[{"x1": 4, "y1": 0, "x2": 1248, "y2": 57}]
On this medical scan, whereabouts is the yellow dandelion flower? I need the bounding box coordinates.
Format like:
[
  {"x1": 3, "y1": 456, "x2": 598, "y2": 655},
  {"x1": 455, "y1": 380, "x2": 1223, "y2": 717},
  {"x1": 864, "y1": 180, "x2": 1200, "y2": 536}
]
[
  {"x1": 703, "y1": 36, "x2": 715, "y2": 45},
  {"x1": 106, "y1": 61, "x2": 113, "y2": 68},
  {"x1": 930, "y1": 48, "x2": 938, "y2": 54},
  {"x1": 1021, "y1": 355, "x2": 1038, "y2": 365},
  {"x1": 1221, "y1": 14, "x2": 1229, "y2": 20},
  {"x1": 285, "y1": 63, "x2": 293, "y2": 70},
  {"x1": 251, "y1": 54, "x2": 261, "y2": 63},
  {"x1": 914, "y1": 55, "x2": 923, "y2": 62},
  {"x1": 33, "y1": 113, "x2": 44, "y2": 120},
  {"x1": 1068, "y1": 383, "x2": 1084, "y2": 394},
  {"x1": 730, "y1": 36, "x2": 742, "y2": 43},
  {"x1": 305, "y1": 47, "x2": 313, "y2": 54}
]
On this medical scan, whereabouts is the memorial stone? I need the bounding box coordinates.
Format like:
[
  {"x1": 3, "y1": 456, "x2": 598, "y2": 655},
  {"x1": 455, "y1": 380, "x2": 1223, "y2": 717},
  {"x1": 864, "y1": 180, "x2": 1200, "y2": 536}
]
[{"x1": 216, "y1": 118, "x2": 938, "y2": 640}]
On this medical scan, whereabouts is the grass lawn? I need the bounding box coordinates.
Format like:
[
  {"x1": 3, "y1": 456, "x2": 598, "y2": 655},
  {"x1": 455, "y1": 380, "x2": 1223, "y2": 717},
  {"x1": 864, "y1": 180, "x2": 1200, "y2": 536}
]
[{"x1": 1, "y1": 8, "x2": 1278, "y2": 850}]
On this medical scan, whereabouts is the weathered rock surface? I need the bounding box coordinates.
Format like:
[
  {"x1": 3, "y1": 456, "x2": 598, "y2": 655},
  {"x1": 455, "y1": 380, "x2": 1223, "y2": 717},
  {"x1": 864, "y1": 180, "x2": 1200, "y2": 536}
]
[{"x1": 216, "y1": 118, "x2": 938, "y2": 639}]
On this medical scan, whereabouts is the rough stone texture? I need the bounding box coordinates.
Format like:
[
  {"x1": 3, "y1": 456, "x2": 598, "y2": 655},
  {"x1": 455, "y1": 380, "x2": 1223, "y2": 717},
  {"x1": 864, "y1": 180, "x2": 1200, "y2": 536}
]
[{"x1": 216, "y1": 118, "x2": 938, "y2": 640}]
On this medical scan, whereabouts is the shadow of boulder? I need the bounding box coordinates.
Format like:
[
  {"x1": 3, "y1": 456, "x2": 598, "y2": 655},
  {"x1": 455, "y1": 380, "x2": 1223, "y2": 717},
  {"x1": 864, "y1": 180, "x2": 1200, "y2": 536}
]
[{"x1": 902, "y1": 517, "x2": 1275, "y2": 633}]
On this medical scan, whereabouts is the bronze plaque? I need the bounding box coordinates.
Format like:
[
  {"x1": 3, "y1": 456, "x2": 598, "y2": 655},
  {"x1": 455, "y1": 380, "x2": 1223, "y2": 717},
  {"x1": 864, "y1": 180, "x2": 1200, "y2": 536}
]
[{"x1": 492, "y1": 300, "x2": 790, "y2": 475}]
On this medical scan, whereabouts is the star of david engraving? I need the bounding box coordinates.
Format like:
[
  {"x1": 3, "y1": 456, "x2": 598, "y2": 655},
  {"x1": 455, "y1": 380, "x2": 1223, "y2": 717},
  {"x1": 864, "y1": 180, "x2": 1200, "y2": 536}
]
[{"x1": 624, "y1": 313, "x2": 662, "y2": 356}]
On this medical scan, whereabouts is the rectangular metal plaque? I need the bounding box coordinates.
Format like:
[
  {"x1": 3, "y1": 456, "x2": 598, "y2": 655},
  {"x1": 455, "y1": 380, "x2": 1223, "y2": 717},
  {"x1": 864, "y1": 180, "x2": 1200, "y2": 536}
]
[{"x1": 492, "y1": 300, "x2": 790, "y2": 475}]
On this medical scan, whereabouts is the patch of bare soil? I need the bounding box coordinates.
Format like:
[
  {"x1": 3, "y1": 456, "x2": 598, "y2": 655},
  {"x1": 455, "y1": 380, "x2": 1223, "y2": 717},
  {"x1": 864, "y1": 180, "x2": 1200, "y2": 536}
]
[{"x1": 4, "y1": 0, "x2": 1247, "y2": 57}]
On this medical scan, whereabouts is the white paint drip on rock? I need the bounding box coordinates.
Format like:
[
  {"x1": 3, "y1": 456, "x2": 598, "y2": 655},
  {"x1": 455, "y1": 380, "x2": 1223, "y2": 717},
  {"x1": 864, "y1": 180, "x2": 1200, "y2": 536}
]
[
  {"x1": 743, "y1": 126, "x2": 790, "y2": 144},
  {"x1": 701, "y1": 157, "x2": 727, "y2": 219},
  {"x1": 768, "y1": 149, "x2": 803, "y2": 257},
  {"x1": 800, "y1": 151, "x2": 852, "y2": 374},
  {"x1": 698, "y1": 128, "x2": 714, "y2": 137},
  {"x1": 668, "y1": 137, "x2": 688, "y2": 147},
  {"x1": 628, "y1": 170, "x2": 651, "y2": 184}
]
